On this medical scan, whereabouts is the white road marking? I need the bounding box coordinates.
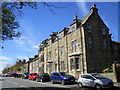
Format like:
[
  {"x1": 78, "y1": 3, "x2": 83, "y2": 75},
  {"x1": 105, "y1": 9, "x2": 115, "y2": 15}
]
[
  {"x1": 12, "y1": 82, "x2": 18, "y2": 85},
  {"x1": 7, "y1": 81, "x2": 11, "y2": 83},
  {"x1": 21, "y1": 85, "x2": 26, "y2": 87}
]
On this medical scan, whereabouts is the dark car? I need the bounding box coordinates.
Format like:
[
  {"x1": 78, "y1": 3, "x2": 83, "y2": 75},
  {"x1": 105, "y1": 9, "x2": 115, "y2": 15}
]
[
  {"x1": 21, "y1": 72, "x2": 29, "y2": 79},
  {"x1": 36, "y1": 73, "x2": 50, "y2": 82},
  {"x1": 50, "y1": 72, "x2": 75, "y2": 85}
]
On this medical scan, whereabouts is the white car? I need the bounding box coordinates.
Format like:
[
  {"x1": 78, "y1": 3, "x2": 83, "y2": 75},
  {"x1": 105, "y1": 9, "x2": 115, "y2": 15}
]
[{"x1": 78, "y1": 73, "x2": 114, "y2": 89}]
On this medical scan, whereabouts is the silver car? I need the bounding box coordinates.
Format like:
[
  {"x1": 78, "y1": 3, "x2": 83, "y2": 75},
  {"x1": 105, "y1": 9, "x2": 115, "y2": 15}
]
[{"x1": 78, "y1": 73, "x2": 114, "y2": 89}]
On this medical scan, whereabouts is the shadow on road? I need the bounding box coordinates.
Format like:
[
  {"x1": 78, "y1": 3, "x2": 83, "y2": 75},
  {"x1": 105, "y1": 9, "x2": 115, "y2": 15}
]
[
  {"x1": 0, "y1": 79, "x2": 4, "y2": 81},
  {"x1": 1, "y1": 86, "x2": 120, "y2": 90},
  {"x1": 1, "y1": 87, "x2": 72, "y2": 90}
]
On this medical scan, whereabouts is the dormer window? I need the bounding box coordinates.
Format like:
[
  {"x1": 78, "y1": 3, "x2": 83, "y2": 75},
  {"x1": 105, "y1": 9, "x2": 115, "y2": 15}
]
[
  {"x1": 59, "y1": 33, "x2": 63, "y2": 40},
  {"x1": 71, "y1": 25, "x2": 76, "y2": 33},
  {"x1": 87, "y1": 23, "x2": 92, "y2": 32},
  {"x1": 101, "y1": 26, "x2": 106, "y2": 35}
]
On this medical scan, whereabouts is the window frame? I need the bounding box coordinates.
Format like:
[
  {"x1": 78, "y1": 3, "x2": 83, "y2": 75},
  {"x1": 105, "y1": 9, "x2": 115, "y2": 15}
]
[
  {"x1": 101, "y1": 26, "x2": 106, "y2": 35},
  {"x1": 75, "y1": 58, "x2": 80, "y2": 70},
  {"x1": 86, "y1": 23, "x2": 92, "y2": 33},
  {"x1": 61, "y1": 46, "x2": 64, "y2": 56},
  {"x1": 88, "y1": 36, "x2": 93, "y2": 48},
  {"x1": 71, "y1": 40, "x2": 78, "y2": 52},
  {"x1": 70, "y1": 58, "x2": 74, "y2": 71}
]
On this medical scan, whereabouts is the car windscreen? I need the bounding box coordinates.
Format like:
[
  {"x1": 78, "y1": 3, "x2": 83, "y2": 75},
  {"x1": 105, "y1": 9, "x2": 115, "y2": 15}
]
[
  {"x1": 60, "y1": 72, "x2": 71, "y2": 76},
  {"x1": 24, "y1": 73, "x2": 29, "y2": 75},
  {"x1": 92, "y1": 74, "x2": 106, "y2": 79},
  {"x1": 43, "y1": 74, "x2": 49, "y2": 77},
  {"x1": 32, "y1": 73, "x2": 38, "y2": 75}
]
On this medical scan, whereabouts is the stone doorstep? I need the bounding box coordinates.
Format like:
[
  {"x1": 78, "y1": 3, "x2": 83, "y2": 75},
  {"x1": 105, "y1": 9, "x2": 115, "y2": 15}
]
[{"x1": 114, "y1": 82, "x2": 120, "y2": 87}]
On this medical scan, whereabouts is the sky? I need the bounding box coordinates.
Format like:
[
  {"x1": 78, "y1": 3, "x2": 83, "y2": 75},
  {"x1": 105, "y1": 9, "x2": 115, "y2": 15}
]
[{"x1": 0, "y1": 2, "x2": 119, "y2": 74}]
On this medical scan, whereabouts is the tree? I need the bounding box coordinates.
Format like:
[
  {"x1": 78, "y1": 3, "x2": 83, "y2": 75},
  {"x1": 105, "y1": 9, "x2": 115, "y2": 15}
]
[
  {"x1": 1, "y1": 2, "x2": 37, "y2": 41},
  {"x1": 1, "y1": 2, "x2": 66, "y2": 41}
]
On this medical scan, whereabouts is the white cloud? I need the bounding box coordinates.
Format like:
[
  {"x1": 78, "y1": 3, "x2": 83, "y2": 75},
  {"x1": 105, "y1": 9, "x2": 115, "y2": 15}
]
[
  {"x1": 0, "y1": 61, "x2": 10, "y2": 66},
  {"x1": 0, "y1": 61, "x2": 13, "y2": 74},
  {"x1": 0, "y1": 56, "x2": 11, "y2": 61},
  {"x1": 32, "y1": 45, "x2": 39, "y2": 49},
  {"x1": 76, "y1": 1, "x2": 89, "y2": 16}
]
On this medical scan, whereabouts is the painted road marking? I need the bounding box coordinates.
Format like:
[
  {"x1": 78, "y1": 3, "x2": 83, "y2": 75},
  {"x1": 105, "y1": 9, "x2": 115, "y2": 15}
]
[{"x1": 21, "y1": 85, "x2": 26, "y2": 87}]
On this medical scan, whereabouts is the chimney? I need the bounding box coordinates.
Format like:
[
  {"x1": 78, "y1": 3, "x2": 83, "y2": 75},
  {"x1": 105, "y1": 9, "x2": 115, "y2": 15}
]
[
  {"x1": 73, "y1": 15, "x2": 78, "y2": 22},
  {"x1": 90, "y1": 3, "x2": 98, "y2": 13}
]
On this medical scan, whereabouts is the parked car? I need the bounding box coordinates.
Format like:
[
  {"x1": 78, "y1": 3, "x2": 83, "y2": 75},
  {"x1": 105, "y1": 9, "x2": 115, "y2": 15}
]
[
  {"x1": 36, "y1": 73, "x2": 50, "y2": 82},
  {"x1": 14, "y1": 74, "x2": 22, "y2": 78},
  {"x1": 7, "y1": 72, "x2": 17, "y2": 77},
  {"x1": 78, "y1": 73, "x2": 114, "y2": 89},
  {"x1": 21, "y1": 72, "x2": 29, "y2": 79},
  {"x1": 50, "y1": 72, "x2": 75, "y2": 85},
  {"x1": 4, "y1": 72, "x2": 11, "y2": 77},
  {"x1": 28, "y1": 73, "x2": 38, "y2": 80}
]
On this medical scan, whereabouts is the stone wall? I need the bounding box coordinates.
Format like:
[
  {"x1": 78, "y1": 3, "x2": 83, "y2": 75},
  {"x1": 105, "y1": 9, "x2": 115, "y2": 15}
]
[{"x1": 100, "y1": 73, "x2": 117, "y2": 83}]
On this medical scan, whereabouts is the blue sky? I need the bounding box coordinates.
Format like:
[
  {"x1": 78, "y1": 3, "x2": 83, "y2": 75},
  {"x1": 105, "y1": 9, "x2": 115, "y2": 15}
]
[{"x1": 0, "y1": 2, "x2": 118, "y2": 74}]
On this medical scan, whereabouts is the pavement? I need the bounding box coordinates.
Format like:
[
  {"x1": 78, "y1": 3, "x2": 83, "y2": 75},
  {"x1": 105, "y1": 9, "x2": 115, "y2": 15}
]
[{"x1": 115, "y1": 82, "x2": 120, "y2": 87}]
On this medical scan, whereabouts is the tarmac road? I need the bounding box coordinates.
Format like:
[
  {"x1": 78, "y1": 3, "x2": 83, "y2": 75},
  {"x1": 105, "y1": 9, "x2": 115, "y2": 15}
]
[{"x1": 0, "y1": 77, "x2": 120, "y2": 90}]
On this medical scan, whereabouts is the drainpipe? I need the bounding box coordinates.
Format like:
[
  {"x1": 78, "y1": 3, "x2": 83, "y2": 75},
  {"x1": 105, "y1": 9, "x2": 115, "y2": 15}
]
[
  {"x1": 66, "y1": 34, "x2": 69, "y2": 73},
  {"x1": 80, "y1": 26, "x2": 85, "y2": 74},
  {"x1": 58, "y1": 37, "x2": 60, "y2": 72}
]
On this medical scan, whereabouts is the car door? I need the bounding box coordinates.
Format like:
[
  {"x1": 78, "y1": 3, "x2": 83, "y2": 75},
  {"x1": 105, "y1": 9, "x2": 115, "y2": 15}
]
[
  {"x1": 86, "y1": 75, "x2": 95, "y2": 87},
  {"x1": 82, "y1": 75, "x2": 95, "y2": 87},
  {"x1": 81, "y1": 75, "x2": 90, "y2": 86},
  {"x1": 29, "y1": 74, "x2": 32, "y2": 79},
  {"x1": 54, "y1": 73, "x2": 61, "y2": 82}
]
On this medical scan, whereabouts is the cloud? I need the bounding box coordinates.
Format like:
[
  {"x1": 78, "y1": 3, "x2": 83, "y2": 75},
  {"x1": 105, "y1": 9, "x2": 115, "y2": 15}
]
[
  {"x1": 0, "y1": 61, "x2": 13, "y2": 74},
  {"x1": 76, "y1": 1, "x2": 89, "y2": 16},
  {"x1": 0, "y1": 56, "x2": 11, "y2": 61},
  {"x1": 0, "y1": 61, "x2": 11, "y2": 66},
  {"x1": 32, "y1": 45, "x2": 39, "y2": 49}
]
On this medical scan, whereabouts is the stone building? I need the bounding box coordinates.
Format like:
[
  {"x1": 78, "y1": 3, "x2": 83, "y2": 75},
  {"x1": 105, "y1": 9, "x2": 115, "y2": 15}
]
[
  {"x1": 111, "y1": 41, "x2": 120, "y2": 63},
  {"x1": 28, "y1": 4, "x2": 120, "y2": 78},
  {"x1": 28, "y1": 55, "x2": 39, "y2": 73}
]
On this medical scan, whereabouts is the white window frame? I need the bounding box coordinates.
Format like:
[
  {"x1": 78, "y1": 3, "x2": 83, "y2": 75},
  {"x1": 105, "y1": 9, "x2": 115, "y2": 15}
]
[
  {"x1": 70, "y1": 58, "x2": 74, "y2": 71},
  {"x1": 103, "y1": 39, "x2": 107, "y2": 48},
  {"x1": 87, "y1": 23, "x2": 92, "y2": 32},
  {"x1": 88, "y1": 37, "x2": 92, "y2": 48},
  {"x1": 71, "y1": 40, "x2": 78, "y2": 52},
  {"x1": 101, "y1": 26, "x2": 106, "y2": 35},
  {"x1": 54, "y1": 49, "x2": 58, "y2": 57},
  {"x1": 71, "y1": 25, "x2": 76, "y2": 34},
  {"x1": 61, "y1": 46, "x2": 64, "y2": 55},
  {"x1": 75, "y1": 58, "x2": 80, "y2": 70}
]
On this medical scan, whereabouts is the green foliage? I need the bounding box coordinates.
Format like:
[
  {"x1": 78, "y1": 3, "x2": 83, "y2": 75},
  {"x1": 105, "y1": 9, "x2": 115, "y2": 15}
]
[
  {"x1": 1, "y1": 2, "x2": 37, "y2": 41},
  {"x1": 1, "y1": 2, "x2": 65, "y2": 41},
  {"x1": 102, "y1": 68, "x2": 113, "y2": 73}
]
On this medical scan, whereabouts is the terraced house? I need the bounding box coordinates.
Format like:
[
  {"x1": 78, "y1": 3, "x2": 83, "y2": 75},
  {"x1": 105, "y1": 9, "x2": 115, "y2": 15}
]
[{"x1": 28, "y1": 4, "x2": 120, "y2": 78}]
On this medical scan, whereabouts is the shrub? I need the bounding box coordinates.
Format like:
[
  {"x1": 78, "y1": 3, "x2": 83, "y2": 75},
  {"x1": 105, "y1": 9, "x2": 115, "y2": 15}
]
[{"x1": 102, "y1": 68, "x2": 113, "y2": 73}]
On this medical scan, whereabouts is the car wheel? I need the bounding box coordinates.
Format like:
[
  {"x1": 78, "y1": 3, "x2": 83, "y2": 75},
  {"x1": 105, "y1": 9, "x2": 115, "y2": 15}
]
[
  {"x1": 78, "y1": 82, "x2": 83, "y2": 88},
  {"x1": 51, "y1": 79, "x2": 55, "y2": 84},
  {"x1": 36, "y1": 78, "x2": 39, "y2": 82},
  {"x1": 40, "y1": 79, "x2": 43, "y2": 83},
  {"x1": 61, "y1": 80, "x2": 65, "y2": 85},
  {"x1": 95, "y1": 84, "x2": 101, "y2": 90}
]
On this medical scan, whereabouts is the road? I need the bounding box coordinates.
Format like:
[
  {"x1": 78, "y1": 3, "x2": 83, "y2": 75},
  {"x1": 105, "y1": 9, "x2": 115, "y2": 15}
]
[{"x1": 0, "y1": 77, "x2": 120, "y2": 90}]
